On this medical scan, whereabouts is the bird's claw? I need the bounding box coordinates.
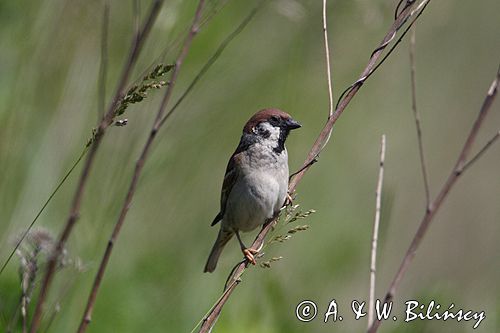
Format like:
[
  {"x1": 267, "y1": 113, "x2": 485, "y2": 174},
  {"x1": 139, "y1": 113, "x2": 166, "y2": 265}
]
[
  {"x1": 284, "y1": 192, "x2": 294, "y2": 206},
  {"x1": 243, "y1": 248, "x2": 259, "y2": 265}
]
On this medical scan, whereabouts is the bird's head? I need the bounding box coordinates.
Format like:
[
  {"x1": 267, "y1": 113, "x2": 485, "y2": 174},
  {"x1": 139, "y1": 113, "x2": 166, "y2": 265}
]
[{"x1": 242, "y1": 108, "x2": 301, "y2": 154}]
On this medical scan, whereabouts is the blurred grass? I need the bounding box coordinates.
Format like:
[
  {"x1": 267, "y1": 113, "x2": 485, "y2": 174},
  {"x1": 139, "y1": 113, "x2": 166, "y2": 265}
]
[{"x1": 1, "y1": 0, "x2": 499, "y2": 332}]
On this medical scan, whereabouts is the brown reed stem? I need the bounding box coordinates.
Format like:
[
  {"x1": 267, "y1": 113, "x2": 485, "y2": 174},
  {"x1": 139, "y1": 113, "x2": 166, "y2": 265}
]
[
  {"x1": 198, "y1": 1, "x2": 432, "y2": 332},
  {"x1": 76, "y1": 1, "x2": 207, "y2": 332},
  {"x1": 367, "y1": 135, "x2": 386, "y2": 329},
  {"x1": 367, "y1": 64, "x2": 500, "y2": 333},
  {"x1": 409, "y1": 26, "x2": 430, "y2": 208},
  {"x1": 29, "y1": 2, "x2": 164, "y2": 332}
]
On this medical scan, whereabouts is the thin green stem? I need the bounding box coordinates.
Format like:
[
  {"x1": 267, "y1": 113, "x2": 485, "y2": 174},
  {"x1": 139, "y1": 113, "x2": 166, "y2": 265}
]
[{"x1": 0, "y1": 147, "x2": 88, "y2": 277}]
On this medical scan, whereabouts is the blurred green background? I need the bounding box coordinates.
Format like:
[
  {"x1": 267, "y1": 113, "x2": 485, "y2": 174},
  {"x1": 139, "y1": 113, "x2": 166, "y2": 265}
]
[{"x1": 1, "y1": 0, "x2": 499, "y2": 332}]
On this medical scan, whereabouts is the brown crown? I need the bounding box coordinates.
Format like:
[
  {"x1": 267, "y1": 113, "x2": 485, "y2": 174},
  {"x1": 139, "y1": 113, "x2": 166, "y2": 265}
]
[{"x1": 243, "y1": 108, "x2": 292, "y2": 134}]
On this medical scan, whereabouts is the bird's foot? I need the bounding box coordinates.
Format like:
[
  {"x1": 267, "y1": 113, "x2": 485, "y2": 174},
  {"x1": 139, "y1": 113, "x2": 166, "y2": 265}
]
[
  {"x1": 284, "y1": 192, "x2": 294, "y2": 206},
  {"x1": 242, "y1": 248, "x2": 259, "y2": 265}
]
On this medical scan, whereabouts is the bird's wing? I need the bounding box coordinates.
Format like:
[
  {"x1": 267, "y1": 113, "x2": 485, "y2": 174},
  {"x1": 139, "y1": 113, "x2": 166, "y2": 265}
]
[
  {"x1": 211, "y1": 134, "x2": 255, "y2": 226},
  {"x1": 211, "y1": 152, "x2": 242, "y2": 226}
]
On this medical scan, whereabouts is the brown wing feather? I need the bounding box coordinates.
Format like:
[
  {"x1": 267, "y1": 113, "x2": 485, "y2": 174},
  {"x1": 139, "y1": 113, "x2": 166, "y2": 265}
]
[{"x1": 210, "y1": 152, "x2": 242, "y2": 226}]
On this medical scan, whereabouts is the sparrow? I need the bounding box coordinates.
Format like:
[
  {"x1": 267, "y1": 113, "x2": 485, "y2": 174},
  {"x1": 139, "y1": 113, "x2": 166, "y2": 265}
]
[{"x1": 204, "y1": 108, "x2": 301, "y2": 273}]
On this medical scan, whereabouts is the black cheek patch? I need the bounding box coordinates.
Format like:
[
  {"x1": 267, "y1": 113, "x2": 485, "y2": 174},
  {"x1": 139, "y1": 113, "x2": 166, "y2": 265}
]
[{"x1": 261, "y1": 129, "x2": 271, "y2": 139}]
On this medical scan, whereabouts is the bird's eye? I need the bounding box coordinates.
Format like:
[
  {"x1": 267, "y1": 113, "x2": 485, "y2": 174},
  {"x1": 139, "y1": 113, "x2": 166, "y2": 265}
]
[{"x1": 270, "y1": 115, "x2": 279, "y2": 123}]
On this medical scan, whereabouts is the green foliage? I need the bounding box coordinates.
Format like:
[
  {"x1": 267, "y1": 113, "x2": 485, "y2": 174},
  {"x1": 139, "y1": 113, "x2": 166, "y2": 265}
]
[
  {"x1": 261, "y1": 204, "x2": 316, "y2": 267},
  {"x1": 114, "y1": 64, "x2": 174, "y2": 117},
  {"x1": 1, "y1": 1, "x2": 499, "y2": 332},
  {"x1": 84, "y1": 64, "x2": 173, "y2": 148}
]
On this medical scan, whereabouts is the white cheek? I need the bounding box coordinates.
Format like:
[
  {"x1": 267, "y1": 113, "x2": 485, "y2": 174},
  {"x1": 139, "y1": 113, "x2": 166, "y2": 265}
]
[{"x1": 258, "y1": 122, "x2": 281, "y2": 148}]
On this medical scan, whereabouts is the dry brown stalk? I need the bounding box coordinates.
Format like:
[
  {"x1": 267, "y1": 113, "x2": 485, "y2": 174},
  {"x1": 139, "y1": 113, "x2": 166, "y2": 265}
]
[
  {"x1": 409, "y1": 26, "x2": 430, "y2": 208},
  {"x1": 76, "y1": 1, "x2": 208, "y2": 332},
  {"x1": 28, "y1": 2, "x2": 164, "y2": 332},
  {"x1": 367, "y1": 65, "x2": 500, "y2": 333},
  {"x1": 197, "y1": 1, "x2": 431, "y2": 332},
  {"x1": 367, "y1": 135, "x2": 386, "y2": 328}
]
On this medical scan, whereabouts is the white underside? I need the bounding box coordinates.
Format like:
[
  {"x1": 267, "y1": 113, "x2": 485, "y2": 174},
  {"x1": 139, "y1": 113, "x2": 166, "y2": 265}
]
[{"x1": 223, "y1": 129, "x2": 289, "y2": 232}]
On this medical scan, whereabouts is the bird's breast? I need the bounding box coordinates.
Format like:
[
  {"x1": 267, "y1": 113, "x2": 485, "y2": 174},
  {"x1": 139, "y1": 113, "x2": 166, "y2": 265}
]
[{"x1": 224, "y1": 148, "x2": 289, "y2": 232}]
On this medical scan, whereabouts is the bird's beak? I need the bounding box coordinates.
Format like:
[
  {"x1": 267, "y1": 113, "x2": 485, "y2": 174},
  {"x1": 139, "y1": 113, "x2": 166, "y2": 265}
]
[{"x1": 286, "y1": 118, "x2": 301, "y2": 130}]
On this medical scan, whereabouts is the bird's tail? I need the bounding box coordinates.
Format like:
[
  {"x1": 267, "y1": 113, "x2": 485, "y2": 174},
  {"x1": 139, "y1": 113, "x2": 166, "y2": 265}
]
[{"x1": 204, "y1": 228, "x2": 233, "y2": 273}]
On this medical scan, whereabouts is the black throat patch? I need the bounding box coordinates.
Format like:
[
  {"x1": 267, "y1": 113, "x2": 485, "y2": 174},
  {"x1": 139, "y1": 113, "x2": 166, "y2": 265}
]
[{"x1": 273, "y1": 127, "x2": 289, "y2": 154}]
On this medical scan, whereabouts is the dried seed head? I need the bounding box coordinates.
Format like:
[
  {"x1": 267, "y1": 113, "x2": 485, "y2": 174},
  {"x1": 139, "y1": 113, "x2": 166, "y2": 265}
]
[
  {"x1": 14, "y1": 227, "x2": 55, "y2": 258},
  {"x1": 260, "y1": 256, "x2": 283, "y2": 269}
]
